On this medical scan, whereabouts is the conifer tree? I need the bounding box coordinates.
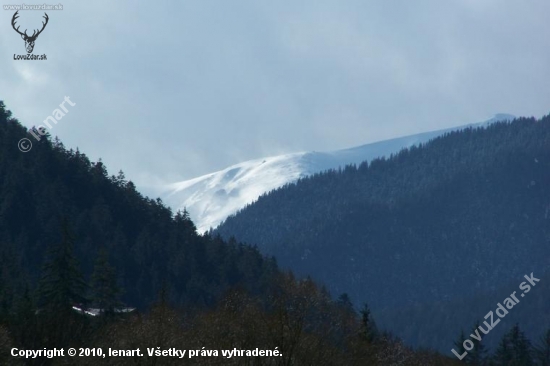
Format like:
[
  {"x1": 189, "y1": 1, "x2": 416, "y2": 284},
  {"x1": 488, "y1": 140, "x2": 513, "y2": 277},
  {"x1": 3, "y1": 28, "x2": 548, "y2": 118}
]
[
  {"x1": 90, "y1": 247, "x2": 121, "y2": 316},
  {"x1": 37, "y1": 220, "x2": 89, "y2": 348},
  {"x1": 360, "y1": 302, "x2": 378, "y2": 343},
  {"x1": 454, "y1": 329, "x2": 467, "y2": 360},
  {"x1": 534, "y1": 329, "x2": 550, "y2": 366},
  {"x1": 336, "y1": 293, "x2": 354, "y2": 313},
  {"x1": 38, "y1": 220, "x2": 87, "y2": 314},
  {"x1": 466, "y1": 321, "x2": 488, "y2": 365},
  {"x1": 493, "y1": 324, "x2": 533, "y2": 366},
  {"x1": 494, "y1": 332, "x2": 513, "y2": 365}
]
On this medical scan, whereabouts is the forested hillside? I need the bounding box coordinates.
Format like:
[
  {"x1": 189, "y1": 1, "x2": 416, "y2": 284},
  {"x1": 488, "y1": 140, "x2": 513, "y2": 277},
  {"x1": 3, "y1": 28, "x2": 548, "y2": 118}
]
[
  {"x1": 0, "y1": 100, "x2": 473, "y2": 365},
  {"x1": 2, "y1": 99, "x2": 548, "y2": 364},
  {"x1": 0, "y1": 100, "x2": 278, "y2": 311},
  {"x1": 217, "y1": 115, "x2": 550, "y2": 351}
]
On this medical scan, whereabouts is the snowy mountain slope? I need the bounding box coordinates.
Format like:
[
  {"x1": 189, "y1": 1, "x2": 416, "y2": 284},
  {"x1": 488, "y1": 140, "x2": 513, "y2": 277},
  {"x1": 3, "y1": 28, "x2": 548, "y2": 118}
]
[{"x1": 161, "y1": 114, "x2": 515, "y2": 232}]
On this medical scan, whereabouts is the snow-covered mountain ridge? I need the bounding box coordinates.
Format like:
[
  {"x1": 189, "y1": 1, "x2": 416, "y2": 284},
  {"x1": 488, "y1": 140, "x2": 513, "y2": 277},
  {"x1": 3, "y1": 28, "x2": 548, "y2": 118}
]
[{"x1": 161, "y1": 114, "x2": 515, "y2": 232}]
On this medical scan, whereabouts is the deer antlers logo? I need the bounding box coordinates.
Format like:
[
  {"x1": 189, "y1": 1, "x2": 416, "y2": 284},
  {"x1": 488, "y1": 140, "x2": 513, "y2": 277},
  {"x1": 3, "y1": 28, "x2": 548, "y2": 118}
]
[{"x1": 11, "y1": 11, "x2": 49, "y2": 54}]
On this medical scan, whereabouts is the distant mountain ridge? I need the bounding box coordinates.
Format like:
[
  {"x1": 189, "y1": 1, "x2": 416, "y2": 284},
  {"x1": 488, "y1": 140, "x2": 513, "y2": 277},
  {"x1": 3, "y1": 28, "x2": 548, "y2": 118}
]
[
  {"x1": 162, "y1": 113, "x2": 515, "y2": 232},
  {"x1": 214, "y1": 115, "x2": 550, "y2": 352}
]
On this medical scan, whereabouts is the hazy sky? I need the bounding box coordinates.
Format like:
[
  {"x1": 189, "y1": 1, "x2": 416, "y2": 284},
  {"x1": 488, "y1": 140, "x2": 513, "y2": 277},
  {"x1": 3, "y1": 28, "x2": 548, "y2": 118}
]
[{"x1": 1, "y1": 0, "x2": 549, "y2": 195}]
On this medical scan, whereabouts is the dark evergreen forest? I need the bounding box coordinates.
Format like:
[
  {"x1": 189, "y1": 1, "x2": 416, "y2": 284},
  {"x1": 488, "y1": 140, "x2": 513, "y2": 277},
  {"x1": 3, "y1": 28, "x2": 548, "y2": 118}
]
[
  {"x1": 217, "y1": 115, "x2": 550, "y2": 354},
  {"x1": 0, "y1": 101, "x2": 279, "y2": 312},
  {"x1": 1, "y1": 100, "x2": 549, "y2": 365}
]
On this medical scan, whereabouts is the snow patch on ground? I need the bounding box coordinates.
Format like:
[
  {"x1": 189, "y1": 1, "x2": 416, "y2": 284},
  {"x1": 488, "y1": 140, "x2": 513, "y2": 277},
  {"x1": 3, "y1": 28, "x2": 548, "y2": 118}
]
[{"x1": 160, "y1": 114, "x2": 515, "y2": 233}]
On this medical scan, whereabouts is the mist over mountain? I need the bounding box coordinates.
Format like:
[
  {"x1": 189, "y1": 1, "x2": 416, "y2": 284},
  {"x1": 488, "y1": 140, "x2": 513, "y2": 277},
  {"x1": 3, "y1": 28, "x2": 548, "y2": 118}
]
[
  {"x1": 216, "y1": 115, "x2": 550, "y2": 352},
  {"x1": 162, "y1": 114, "x2": 515, "y2": 232},
  {"x1": 0, "y1": 102, "x2": 278, "y2": 311},
  {"x1": 0, "y1": 100, "x2": 478, "y2": 365}
]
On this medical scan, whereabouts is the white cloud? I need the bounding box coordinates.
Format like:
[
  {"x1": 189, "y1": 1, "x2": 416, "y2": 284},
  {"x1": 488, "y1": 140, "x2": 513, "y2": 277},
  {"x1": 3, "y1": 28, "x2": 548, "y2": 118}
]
[{"x1": 0, "y1": 0, "x2": 548, "y2": 196}]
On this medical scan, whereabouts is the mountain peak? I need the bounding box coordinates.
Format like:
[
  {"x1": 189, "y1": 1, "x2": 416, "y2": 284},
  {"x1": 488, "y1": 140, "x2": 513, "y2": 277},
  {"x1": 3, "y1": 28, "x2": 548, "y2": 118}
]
[{"x1": 160, "y1": 115, "x2": 515, "y2": 232}]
